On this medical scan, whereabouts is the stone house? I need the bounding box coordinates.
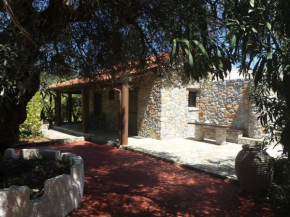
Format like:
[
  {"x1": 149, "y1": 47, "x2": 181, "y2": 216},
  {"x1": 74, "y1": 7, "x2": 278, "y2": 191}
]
[{"x1": 49, "y1": 59, "x2": 262, "y2": 145}]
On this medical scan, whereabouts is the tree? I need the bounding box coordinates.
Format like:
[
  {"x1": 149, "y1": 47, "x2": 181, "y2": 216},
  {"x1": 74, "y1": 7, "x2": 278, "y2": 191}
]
[
  {"x1": 171, "y1": 0, "x2": 290, "y2": 160},
  {"x1": 0, "y1": 0, "x2": 211, "y2": 154},
  {"x1": 224, "y1": 0, "x2": 290, "y2": 160}
]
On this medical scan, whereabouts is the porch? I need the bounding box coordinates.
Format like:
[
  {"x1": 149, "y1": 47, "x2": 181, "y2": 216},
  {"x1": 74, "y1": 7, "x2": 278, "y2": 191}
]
[
  {"x1": 50, "y1": 82, "x2": 132, "y2": 146},
  {"x1": 51, "y1": 122, "x2": 138, "y2": 146}
]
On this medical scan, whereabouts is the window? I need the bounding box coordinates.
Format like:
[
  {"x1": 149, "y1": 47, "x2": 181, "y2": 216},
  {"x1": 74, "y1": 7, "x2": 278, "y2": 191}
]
[
  {"x1": 94, "y1": 93, "x2": 102, "y2": 115},
  {"x1": 188, "y1": 91, "x2": 197, "y2": 107}
]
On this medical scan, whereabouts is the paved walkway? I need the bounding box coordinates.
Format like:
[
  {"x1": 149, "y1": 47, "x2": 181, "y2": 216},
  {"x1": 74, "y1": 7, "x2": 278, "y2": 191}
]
[
  {"x1": 24, "y1": 141, "x2": 273, "y2": 217},
  {"x1": 41, "y1": 127, "x2": 85, "y2": 143},
  {"x1": 124, "y1": 137, "x2": 282, "y2": 180},
  {"x1": 42, "y1": 128, "x2": 283, "y2": 180}
]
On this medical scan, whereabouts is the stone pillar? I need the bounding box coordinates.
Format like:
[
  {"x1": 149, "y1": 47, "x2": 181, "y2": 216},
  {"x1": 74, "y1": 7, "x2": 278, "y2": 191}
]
[
  {"x1": 82, "y1": 88, "x2": 89, "y2": 133},
  {"x1": 195, "y1": 124, "x2": 205, "y2": 141},
  {"x1": 215, "y1": 126, "x2": 227, "y2": 145},
  {"x1": 121, "y1": 84, "x2": 129, "y2": 145},
  {"x1": 67, "y1": 93, "x2": 72, "y2": 123},
  {"x1": 55, "y1": 92, "x2": 61, "y2": 126}
]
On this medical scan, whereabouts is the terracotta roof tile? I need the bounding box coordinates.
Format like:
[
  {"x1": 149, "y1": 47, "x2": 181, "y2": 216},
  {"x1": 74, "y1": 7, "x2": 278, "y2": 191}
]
[{"x1": 49, "y1": 52, "x2": 170, "y2": 90}]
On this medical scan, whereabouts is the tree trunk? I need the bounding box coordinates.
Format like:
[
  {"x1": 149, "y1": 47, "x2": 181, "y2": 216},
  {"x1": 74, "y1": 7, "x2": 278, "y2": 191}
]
[
  {"x1": 0, "y1": 102, "x2": 27, "y2": 153},
  {"x1": 0, "y1": 72, "x2": 40, "y2": 154}
]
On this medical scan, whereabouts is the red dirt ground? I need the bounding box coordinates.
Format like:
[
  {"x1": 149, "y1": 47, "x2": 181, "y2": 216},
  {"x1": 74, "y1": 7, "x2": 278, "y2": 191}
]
[{"x1": 19, "y1": 141, "x2": 273, "y2": 217}]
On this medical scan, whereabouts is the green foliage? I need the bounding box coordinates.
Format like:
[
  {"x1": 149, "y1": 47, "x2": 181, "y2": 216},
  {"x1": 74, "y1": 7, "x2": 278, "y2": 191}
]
[
  {"x1": 268, "y1": 157, "x2": 290, "y2": 215},
  {"x1": 169, "y1": 3, "x2": 232, "y2": 81},
  {"x1": 170, "y1": 0, "x2": 290, "y2": 159},
  {"x1": 60, "y1": 94, "x2": 82, "y2": 122},
  {"x1": 61, "y1": 94, "x2": 68, "y2": 122},
  {"x1": 71, "y1": 95, "x2": 82, "y2": 122},
  {"x1": 39, "y1": 85, "x2": 55, "y2": 129},
  {"x1": 249, "y1": 80, "x2": 288, "y2": 146},
  {"x1": 222, "y1": 0, "x2": 290, "y2": 158},
  {"x1": 19, "y1": 92, "x2": 43, "y2": 138}
]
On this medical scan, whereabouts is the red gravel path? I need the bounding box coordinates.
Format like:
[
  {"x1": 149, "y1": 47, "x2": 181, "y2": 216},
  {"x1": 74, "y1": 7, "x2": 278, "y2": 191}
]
[{"x1": 23, "y1": 141, "x2": 273, "y2": 217}]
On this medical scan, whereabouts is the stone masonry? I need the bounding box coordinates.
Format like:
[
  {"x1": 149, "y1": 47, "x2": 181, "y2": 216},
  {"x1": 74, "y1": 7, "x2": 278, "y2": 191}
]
[
  {"x1": 86, "y1": 68, "x2": 262, "y2": 140},
  {"x1": 198, "y1": 79, "x2": 262, "y2": 138},
  {"x1": 137, "y1": 74, "x2": 162, "y2": 139}
]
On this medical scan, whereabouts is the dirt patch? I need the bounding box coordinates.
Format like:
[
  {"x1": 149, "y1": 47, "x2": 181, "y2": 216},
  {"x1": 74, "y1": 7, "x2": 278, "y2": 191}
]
[
  {"x1": 19, "y1": 136, "x2": 51, "y2": 144},
  {"x1": 0, "y1": 158, "x2": 71, "y2": 199}
]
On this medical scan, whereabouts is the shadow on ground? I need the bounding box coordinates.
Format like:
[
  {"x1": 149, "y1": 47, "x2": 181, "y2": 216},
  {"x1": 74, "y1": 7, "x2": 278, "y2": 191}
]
[{"x1": 18, "y1": 141, "x2": 273, "y2": 217}]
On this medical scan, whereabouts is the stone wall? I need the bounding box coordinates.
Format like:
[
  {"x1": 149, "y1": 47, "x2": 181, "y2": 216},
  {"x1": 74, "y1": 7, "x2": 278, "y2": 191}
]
[
  {"x1": 132, "y1": 67, "x2": 199, "y2": 140},
  {"x1": 159, "y1": 69, "x2": 199, "y2": 139},
  {"x1": 198, "y1": 79, "x2": 262, "y2": 138},
  {"x1": 136, "y1": 74, "x2": 162, "y2": 139},
  {"x1": 159, "y1": 87, "x2": 198, "y2": 139}
]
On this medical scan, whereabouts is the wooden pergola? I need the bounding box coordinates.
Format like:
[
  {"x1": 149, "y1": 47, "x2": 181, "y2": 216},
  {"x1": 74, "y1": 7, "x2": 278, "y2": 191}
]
[{"x1": 49, "y1": 79, "x2": 130, "y2": 145}]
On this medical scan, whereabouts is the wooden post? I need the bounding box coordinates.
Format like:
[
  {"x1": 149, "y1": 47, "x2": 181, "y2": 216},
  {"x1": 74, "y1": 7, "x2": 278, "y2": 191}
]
[
  {"x1": 67, "y1": 93, "x2": 72, "y2": 123},
  {"x1": 55, "y1": 92, "x2": 61, "y2": 126},
  {"x1": 121, "y1": 84, "x2": 129, "y2": 145},
  {"x1": 82, "y1": 88, "x2": 89, "y2": 133}
]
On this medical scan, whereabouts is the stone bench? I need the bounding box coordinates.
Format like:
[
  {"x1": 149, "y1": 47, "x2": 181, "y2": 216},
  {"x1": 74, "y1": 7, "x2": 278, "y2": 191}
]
[
  {"x1": 204, "y1": 127, "x2": 244, "y2": 143},
  {"x1": 190, "y1": 122, "x2": 228, "y2": 145}
]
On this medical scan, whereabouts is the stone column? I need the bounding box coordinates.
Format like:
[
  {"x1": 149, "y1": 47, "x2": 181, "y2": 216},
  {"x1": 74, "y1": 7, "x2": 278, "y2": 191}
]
[
  {"x1": 195, "y1": 123, "x2": 205, "y2": 141},
  {"x1": 82, "y1": 88, "x2": 89, "y2": 133},
  {"x1": 215, "y1": 126, "x2": 227, "y2": 145},
  {"x1": 55, "y1": 92, "x2": 61, "y2": 126},
  {"x1": 67, "y1": 93, "x2": 72, "y2": 123},
  {"x1": 121, "y1": 84, "x2": 129, "y2": 145}
]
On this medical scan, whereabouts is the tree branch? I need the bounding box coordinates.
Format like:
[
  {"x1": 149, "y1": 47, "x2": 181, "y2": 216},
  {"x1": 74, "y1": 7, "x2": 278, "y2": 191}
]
[{"x1": 2, "y1": 0, "x2": 37, "y2": 47}]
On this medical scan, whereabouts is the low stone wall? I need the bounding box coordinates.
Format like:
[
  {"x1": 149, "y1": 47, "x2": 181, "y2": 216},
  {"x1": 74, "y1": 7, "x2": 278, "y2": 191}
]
[{"x1": 1, "y1": 148, "x2": 84, "y2": 217}]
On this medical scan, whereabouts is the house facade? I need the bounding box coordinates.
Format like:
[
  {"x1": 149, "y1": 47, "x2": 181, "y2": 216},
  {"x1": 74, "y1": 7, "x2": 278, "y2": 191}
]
[{"x1": 49, "y1": 64, "x2": 263, "y2": 145}]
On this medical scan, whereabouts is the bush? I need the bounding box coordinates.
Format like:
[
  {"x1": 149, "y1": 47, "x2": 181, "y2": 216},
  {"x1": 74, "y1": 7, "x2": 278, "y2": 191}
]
[
  {"x1": 268, "y1": 157, "x2": 290, "y2": 215},
  {"x1": 59, "y1": 94, "x2": 82, "y2": 122},
  {"x1": 19, "y1": 92, "x2": 43, "y2": 138}
]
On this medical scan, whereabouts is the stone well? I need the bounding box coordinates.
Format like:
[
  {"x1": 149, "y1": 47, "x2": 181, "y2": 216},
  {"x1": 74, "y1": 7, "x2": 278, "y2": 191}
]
[{"x1": 0, "y1": 148, "x2": 84, "y2": 217}]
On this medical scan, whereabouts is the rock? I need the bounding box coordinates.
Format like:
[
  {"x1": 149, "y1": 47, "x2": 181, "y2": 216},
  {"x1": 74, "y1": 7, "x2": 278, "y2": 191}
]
[
  {"x1": 225, "y1": 104, "x2": 232, "y2": 110},
  {"x1": 224, "y1": 111, "x2": 232, "y2": 118},
  {"x1": 20, "y1": 149, "x2": 39, "y2": 160}
]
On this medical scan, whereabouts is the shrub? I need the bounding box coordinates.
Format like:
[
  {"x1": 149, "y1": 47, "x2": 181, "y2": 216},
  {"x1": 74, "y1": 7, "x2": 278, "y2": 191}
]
[
  {"x1": 19, "y1": 92, "x2": 43, "y2": 138},
  {"x1": 268, "y1": 157, "x2": 290, "y2": 215}
]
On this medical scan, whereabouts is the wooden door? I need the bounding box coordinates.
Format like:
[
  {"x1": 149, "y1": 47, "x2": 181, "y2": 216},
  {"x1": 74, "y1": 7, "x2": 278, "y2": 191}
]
[{"x1": 129, "y1": 91, "x2": 138, "y2": 135}]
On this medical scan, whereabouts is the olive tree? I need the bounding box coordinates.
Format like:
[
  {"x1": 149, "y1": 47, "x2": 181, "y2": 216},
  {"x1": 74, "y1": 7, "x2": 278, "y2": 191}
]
[{"x1": 0, "y1": 0, "x2": 210, "y2": 155}]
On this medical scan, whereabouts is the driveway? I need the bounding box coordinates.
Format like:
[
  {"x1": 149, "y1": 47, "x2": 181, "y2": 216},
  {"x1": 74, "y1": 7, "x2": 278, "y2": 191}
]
[{"x1": 30, "y1": 141, "x2": 274, "y2": 217}]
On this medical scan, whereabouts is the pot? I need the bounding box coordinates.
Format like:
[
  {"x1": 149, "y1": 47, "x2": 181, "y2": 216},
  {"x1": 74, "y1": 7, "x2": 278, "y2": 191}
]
[{"x1": 235, "y1": 144, "x2": 274, "y2": 196}]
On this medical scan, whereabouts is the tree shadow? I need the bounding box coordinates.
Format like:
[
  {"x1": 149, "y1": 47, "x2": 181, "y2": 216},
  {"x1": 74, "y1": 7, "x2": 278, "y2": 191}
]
[{"x1": 15, "y1": 142, "x2": 273, "y2": 217}]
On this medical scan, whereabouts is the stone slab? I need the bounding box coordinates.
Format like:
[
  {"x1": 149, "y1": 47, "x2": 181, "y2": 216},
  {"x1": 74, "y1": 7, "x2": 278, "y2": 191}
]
[{"x1": 20, "y1": 149, "x2": 40, "y2": 160}]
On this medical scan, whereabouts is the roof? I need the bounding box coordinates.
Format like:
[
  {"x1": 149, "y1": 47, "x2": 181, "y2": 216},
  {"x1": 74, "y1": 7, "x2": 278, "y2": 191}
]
[{"x1": 48, "y1": 52, "x2": 170, "y2": 91}]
